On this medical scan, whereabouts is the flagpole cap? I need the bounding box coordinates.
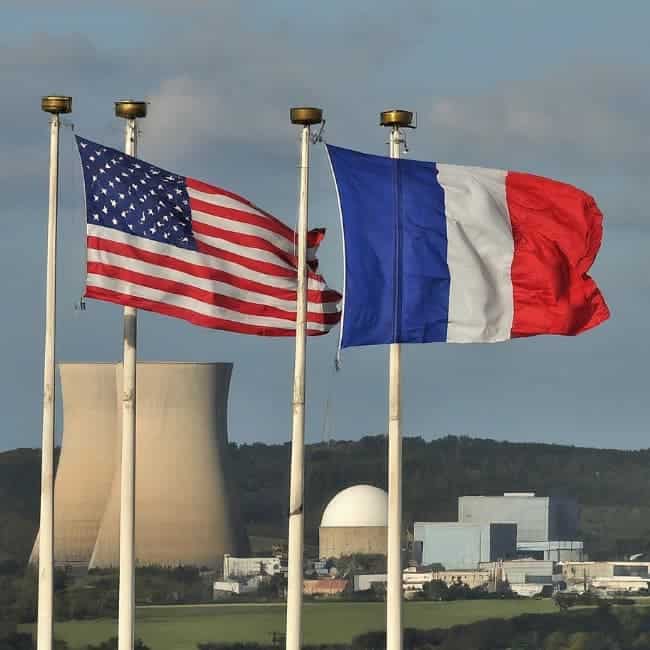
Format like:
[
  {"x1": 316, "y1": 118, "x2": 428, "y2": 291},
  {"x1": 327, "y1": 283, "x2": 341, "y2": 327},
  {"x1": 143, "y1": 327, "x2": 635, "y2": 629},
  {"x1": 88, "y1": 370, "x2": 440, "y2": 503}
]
[
  {"x1": 115, "y1": 100, "x2": 147, "y2": 120},
  {"x1": 41, "y1": 96, "x2": 72, "y2": 114},
  {"x1": 380, "y1": 109, "x2": 413, "y2": 128},
  {"x1": 290, "y1": 107, "x2": 323, "y2": 125}
]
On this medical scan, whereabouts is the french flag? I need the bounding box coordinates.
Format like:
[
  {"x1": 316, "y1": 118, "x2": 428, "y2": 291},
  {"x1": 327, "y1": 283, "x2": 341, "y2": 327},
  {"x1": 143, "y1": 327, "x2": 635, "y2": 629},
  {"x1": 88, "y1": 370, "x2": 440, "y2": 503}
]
[{"x1": 327, "y1": 145, "x2": 609, "y2": 348}]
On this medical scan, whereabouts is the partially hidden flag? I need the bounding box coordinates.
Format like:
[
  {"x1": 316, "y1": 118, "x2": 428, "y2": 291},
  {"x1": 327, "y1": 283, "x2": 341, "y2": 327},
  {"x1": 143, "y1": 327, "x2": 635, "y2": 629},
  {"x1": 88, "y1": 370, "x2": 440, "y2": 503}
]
[
  {"x1": 76, "y1": 136, "x2": 341, "y2": 336},
  {"x1": 327, "y1": 145, "x2": 609, "y2": 348}
]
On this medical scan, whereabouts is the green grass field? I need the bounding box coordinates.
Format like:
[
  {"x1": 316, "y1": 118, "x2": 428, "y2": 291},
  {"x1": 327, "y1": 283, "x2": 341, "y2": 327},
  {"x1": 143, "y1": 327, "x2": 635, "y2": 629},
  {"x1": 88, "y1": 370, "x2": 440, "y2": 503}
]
[{"x1": 26, "y1": 600, "x2": 560, "y2": 649}]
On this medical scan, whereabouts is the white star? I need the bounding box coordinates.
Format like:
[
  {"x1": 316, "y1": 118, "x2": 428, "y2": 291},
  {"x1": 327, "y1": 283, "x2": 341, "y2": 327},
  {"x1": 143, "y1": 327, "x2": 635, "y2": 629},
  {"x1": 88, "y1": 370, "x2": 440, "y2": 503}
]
[
  {"x1": 101, "y1": 206, "x2": 108, "y2": 214},
  {"x1": 167, "y1": 193, "x2": 173, "y2": 200},
  {"x1": 101, "y1": 188, "x2": 108, "y2": 195},
  {"x1": 93, "y1": 195, "x2": 99, "y2": 202},
  {"x1": 111, "y1": 218, "x2": 118, "y2": 225},
  {"x1": 92, "y1": 214, "x2": 100, "y2": 221},
  {"x1": 119, "y1": 193, "x2": 125, "y2": 199},
  {"x1": 89, "y1": 156, "x2": 95, "y2": 161},
  {"x1": 128, "y1": 224, "x2": 134, "y2": 230},
  {"x1": 92, "y1": 175, "x2": 97, "y2": 182},
  {"x1": 175, "y1": 188, "x2": 182, "y2": 195},
  {"x1": 147, "y1": 209, "x2": 154, "y2": 215},
  {"x1": 110, "y1": 199, "x2": 117, "y2": 207},
  {"x1": 149, "y1": 227, "x2": 157, "y2": 234},
  {"x1": 163, "y1": 233, "x2": 170, "y2": 239},
  {"x1": 108, "y1": 181, "x2": 114, "y2": 188},
  {"x1": 121, "y1": 211, "x2": 127, "y2": 217},
  {"x1": 80, "y1": 142, "x2": 88, "y2": 148}
]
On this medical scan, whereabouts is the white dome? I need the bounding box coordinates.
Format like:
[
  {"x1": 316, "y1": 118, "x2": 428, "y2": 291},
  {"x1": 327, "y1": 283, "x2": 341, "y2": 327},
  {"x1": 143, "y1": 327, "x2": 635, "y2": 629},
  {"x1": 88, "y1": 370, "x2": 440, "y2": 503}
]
[{"x1": 320, "y1": 485, "x2": 388, "y2": 528}]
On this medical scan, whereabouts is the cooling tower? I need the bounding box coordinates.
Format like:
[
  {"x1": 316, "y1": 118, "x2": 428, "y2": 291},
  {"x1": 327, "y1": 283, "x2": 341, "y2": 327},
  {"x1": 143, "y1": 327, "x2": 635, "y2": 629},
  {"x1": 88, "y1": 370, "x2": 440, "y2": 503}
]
[
  {"x1": 89, "y1": 362, "x2": 249, "y2": 568},
  {"x1": 31, "y1": 363, "x2": 119, "y2": 566}
]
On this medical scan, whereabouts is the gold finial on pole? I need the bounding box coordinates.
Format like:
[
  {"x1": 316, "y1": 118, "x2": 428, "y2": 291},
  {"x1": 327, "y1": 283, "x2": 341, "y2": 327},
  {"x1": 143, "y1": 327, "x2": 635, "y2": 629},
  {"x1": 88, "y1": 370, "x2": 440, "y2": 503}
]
[
  {"x1": 290, "y1": 107, "x2": 323, "y2": 126},
  {"x1": 41, "y1": 96, "x2": 72, "y2": 115},
  {"x1": 115, "y1": 100, "x2": 147, "y2": 120},
  {"x1": 379, "y1": 109, "x2": 414, "y2": 128}
]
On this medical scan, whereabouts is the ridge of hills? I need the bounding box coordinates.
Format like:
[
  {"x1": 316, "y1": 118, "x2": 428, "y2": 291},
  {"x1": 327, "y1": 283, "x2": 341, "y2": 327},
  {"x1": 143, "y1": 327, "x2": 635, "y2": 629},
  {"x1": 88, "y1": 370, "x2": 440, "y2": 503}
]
[{"x1": 2, "y1": 435, "x2": 650, "y2": 564}]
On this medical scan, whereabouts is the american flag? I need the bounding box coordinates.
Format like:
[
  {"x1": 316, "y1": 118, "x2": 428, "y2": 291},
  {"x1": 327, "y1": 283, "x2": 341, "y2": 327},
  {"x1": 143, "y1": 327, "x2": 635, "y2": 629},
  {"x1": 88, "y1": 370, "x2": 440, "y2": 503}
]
[{"x1": 76, "y1": 136, "x2": 341, "y2": 336}]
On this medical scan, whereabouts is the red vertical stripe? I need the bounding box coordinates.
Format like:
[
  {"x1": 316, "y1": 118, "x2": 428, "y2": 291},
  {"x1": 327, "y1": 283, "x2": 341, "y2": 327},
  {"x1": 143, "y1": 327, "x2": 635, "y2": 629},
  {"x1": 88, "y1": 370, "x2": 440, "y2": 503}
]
[{"x1": 506, "y1": 171, "x2": 610, "y2": 337}]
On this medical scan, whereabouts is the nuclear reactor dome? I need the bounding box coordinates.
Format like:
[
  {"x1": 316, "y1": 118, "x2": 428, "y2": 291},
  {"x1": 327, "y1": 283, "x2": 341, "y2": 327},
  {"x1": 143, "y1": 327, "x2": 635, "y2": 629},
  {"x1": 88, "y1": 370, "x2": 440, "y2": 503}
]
[{"x1": 319, "y1": 485, "x2": 388, "y2": 558}]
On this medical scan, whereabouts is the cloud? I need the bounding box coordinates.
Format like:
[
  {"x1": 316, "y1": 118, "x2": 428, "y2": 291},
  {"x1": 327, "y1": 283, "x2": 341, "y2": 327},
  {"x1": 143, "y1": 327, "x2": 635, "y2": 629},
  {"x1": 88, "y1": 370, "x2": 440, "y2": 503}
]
[{"x1": 429, "y1": 62, "x2": 650, "y2": 168}]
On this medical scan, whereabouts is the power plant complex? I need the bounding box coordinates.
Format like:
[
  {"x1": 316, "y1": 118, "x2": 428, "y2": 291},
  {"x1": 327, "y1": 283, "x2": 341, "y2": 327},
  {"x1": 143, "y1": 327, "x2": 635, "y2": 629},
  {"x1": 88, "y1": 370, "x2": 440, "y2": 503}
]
[{"x1": 31, "y1": 362, "x2": 249, "y2": 569}]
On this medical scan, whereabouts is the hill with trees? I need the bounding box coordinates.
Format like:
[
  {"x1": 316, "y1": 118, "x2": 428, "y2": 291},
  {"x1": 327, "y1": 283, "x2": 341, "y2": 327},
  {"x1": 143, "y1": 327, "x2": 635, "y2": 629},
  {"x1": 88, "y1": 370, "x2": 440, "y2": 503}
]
[{"x1": 2, "y1": 435, "x2": 650, "y2": 564}]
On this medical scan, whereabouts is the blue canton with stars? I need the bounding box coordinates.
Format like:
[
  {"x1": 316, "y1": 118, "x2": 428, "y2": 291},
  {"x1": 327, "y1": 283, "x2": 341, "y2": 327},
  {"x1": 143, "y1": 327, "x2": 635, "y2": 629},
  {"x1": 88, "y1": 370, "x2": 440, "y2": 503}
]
[{"x1": 76, "y1": 136, "x2": 196, "y2": 250}]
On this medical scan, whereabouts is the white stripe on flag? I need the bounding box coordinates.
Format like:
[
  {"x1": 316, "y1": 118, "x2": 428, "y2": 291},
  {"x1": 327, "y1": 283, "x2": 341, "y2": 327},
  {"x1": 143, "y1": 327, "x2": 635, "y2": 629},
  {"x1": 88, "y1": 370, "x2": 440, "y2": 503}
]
[
  {"x1": 437, "y1": 164, "x2": 514, "y2": 342},
  {"x1": 86, "y1": 275, "x2": 332, "y2": 332}
]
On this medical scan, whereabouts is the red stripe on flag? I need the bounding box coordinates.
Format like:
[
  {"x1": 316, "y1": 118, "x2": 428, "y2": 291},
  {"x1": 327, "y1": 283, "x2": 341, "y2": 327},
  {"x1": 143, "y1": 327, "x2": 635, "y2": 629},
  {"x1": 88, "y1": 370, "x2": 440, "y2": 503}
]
[
  {"x1": 506, "y1": 171, "x2": 610, "y2": 337},
  {"x1": 87, "y1": 262, "x2": 341, "y2": 325},
  {"x1": 192, "y1": 220, "x2": 300, "y2": 267},
  {"x1": 189, "y1": 195, "x2": 325, "y2": 250},
  {"x1": 87, "y1": 243, "x2": 339, "y2": 303},
  {"x1": 85, "y1": 286, "x2": 331, "y2": 336},
  {"x1": 88, "y1": 234, "x2": 299, "y2": 280},
  {"x1": 194, "y1": 239, "x2": 326, "y2": 283}
]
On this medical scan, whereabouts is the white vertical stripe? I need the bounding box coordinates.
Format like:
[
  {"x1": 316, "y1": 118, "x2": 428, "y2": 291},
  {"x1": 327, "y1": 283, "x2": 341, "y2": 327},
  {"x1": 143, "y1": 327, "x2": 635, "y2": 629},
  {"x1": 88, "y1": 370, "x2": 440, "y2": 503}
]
[{"x1": 437, "y1": 164, "x2": 514, "y2": 342}]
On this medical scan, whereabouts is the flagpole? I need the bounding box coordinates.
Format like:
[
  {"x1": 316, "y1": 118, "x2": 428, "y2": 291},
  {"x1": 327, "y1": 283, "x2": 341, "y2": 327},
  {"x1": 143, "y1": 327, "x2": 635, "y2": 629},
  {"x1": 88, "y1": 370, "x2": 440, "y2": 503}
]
[
  {"x1": 381, "y1": 108, "x2": 414, "y2": 650},
  {"x1": 286, "y1": 106, "x2": 322, "y2": 650},
  {"x1": 115, "y1": 100, "x2": 147, "y2": 650},
  {"x1": 37, "y1": 95, "x2": 71, "y2": 650}
]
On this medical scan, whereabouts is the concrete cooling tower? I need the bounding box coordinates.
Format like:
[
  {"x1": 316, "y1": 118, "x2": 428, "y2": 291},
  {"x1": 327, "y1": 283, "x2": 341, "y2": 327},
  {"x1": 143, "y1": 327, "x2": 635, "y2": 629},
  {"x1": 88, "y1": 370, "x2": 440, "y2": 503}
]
[
  {"x1": 89, "y1": 362, "x2": 249, "y2": 568},
  {"x1": 31, "y1": 363, "x2": 118, "y2": 566},
  {"x1": 32, "y1": 361, "x2": 248, "y2": 569}
]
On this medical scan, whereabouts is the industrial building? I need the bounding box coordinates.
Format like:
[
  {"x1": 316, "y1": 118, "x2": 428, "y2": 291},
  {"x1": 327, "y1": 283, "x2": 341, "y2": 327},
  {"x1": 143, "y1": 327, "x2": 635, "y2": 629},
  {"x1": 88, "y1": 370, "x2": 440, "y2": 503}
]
[
  {"x1": 560, "y1": 561, "x2": 650, "y2": 593},
  {"x1": 319, "y1": 485, "x2": 388, "y2": 558},
  {"x1": 32, "y1": 362, "x2": 249, "y2": 570},
  {"x1": 458, "y1": 493, "x2": 583, "y2": 560},
  {"x1": 413, "y1": 522, "x2": 517, "y2": 570},
  {"x1": 481, "y1": 559, "x2": 561, "y2": 596}
]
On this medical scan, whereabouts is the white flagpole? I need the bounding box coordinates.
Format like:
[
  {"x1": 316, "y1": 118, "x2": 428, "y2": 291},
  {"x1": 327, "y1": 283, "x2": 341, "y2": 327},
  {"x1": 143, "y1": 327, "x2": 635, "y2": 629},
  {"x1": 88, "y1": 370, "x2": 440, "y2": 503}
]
[
  {"x1": 381, "y1": 108, "x2": 414, "y2": 650},
  {"x1": 37, "y1": 95, "x2": 71, "y2": 650},
  {"x1": 286, "y1": 106, "x2": 323, "y2": 650},
  {"x1": 115, "y1": 100, "x2": 147, "y2": 650}
]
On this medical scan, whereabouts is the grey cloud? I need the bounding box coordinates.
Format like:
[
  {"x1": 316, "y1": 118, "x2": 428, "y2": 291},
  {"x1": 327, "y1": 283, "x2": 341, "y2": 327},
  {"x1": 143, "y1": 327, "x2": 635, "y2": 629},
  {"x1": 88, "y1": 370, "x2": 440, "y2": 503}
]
[{"x1": 428, "y1": 62, "x2": 650, "y2": 168}]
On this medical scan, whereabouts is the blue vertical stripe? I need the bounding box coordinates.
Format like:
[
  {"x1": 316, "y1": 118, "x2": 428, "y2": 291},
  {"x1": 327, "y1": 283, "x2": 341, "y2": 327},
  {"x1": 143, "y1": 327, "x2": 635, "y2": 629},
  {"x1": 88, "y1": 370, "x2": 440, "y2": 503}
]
[{"x1": 327, "y1": 145, "x2": 450, "y2": 348}]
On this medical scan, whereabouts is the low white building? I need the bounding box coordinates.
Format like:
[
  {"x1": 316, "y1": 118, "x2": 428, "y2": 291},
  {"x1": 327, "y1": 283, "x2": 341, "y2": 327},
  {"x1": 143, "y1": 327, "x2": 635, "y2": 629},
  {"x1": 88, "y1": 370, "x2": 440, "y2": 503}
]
[
  {"x1": 353, "y1": 573, "x2": 387, "y2": 592},
  {"x1": 560, "y1": 561, "x2": 650, "y2": 594},
  {"x1": 223, "y1": 554, "x2": 283, "y2": 580},
  {"x1": 213, "y1": 575, "x2": 262, "y2": 598}
]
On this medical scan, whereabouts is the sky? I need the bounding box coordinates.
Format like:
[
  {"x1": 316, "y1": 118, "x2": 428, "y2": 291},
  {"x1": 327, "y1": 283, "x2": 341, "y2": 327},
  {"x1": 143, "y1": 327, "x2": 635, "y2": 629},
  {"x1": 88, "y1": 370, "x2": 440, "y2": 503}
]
[{"x1": 1, "y1": 0, "x2": 649, "y2": 451}]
